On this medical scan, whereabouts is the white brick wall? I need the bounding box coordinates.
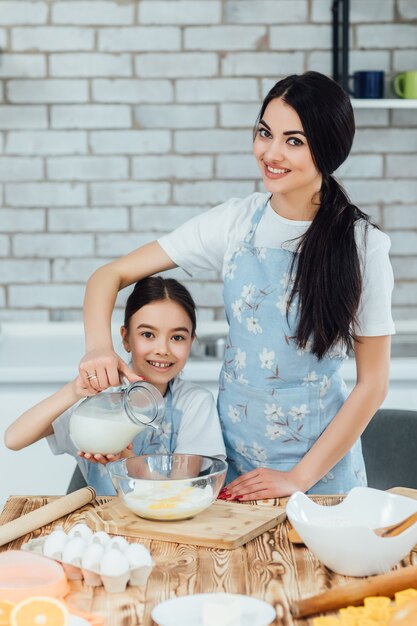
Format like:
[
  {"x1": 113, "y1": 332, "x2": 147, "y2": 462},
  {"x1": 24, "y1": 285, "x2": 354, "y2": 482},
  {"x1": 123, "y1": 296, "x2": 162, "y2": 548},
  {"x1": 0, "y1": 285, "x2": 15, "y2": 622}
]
[
  {"x1": 139, "y1": 1, "x2": 222, "y2": 25},
  {"x1": 5, "y1": 131, "x2": 87, "y2": 154},
  {"x1": 47, "y1": 157, "x2": 128, "y2": 181},
  {"x1": 51, "y1": 105, "x2": 131, "y2": 129},
  {"x1": 6, "y1": 183, "x2": 86, "y2": 206},
  {"x1": 175, "y1": 129, "x2": 251, "y2": 153},
  {"x1": 99, "y1": 28, "x2": 180, "y2": 52},
  {"x1": 184, "y1": 26, "x2": 266, "y2": 50},
  {"x1": 132, "y1": 156, "x2": 212, "y2": 180},
  {"x1": 0, "y1": 0, "x2": 416, "y2": 323},
  {"x1": 225, "y1": 1, "x2": 307, "y2": 24},
  {"x1": 0, "y1": 55, "x2": 46, "y2": 78},
  {"x1": 50, "y1": 54, "x2": 132, "y2": 77},
  {"x1": 13, "y1": 234, "x2": 93, "y2": 256},
  {"x1": 0, "y1": 2, "x2": 49, "y2": 25},
  {"x1": 176, "y1": 78, "x2": 258, "y2": 103},
  {"x1": 0, "y1": 209, "x2": 45, "y2": 231},
  {"x1": 52, "y1": 1, "x2": 134, "y2": 25},
  {"x1": 221, "y1": 52, "x2": 304, "y2": 76},
  {"x1": 89, "y1": 130, "x2": 171, "y2": 154},
  {"x1": 131, "y1": 206, "x2": 206, "y2": 231},
  {"x1": 92, "y1": 79, "x2": 173, "y2": 103},
  {"x1": 134, "y1": 104, "x2": 216, "y2": 129},
  {"x1": 7, "y1": 80, "x2": 89, "y2": 103},
  {"x1": 0, "y1": 157, "x2": 43, "y2": 181},
  {"x1": 12, "y1": 27, "x2": 94, "y2": 51},
  {"x1": 0, "y1": 106, "x2": 47, "y2": 129},
  {"x1": 135, "y1": 53, "x2": 217, "y2": 78}
]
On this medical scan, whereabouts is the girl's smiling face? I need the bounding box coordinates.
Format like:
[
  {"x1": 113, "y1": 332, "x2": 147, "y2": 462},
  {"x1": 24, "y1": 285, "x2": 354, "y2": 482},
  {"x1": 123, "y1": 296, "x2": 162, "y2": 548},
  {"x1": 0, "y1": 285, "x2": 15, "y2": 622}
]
[
  {"x1": 253, "y1": 97, "x2": 322, "y2": 202},
  {"x1": 121, "y1": 299, "x2": 194, "y2": 396}
]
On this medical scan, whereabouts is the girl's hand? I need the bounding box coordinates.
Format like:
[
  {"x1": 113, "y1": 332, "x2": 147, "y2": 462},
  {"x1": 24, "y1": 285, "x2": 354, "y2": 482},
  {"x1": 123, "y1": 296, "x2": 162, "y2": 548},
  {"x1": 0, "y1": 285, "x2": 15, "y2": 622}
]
[
  {"x1": 79, "y1": 348, "x2": 143, "y2": 393},
  {"x1": 222, "y1": 468, "x2": 304, "y2": 501},
  {"x1": 78, "y1": 444, "x2": 133, "y2": 465},
  {"x1": 72, "y1": 374, "x2": 99, "y2": 399}
]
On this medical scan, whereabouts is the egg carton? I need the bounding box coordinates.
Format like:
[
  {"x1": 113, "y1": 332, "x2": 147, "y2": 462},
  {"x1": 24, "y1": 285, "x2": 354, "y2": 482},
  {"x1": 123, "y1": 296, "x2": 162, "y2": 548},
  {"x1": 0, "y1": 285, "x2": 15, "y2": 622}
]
[{"x1": 21, "y1": 524, "x2": 154, "y2": 594}]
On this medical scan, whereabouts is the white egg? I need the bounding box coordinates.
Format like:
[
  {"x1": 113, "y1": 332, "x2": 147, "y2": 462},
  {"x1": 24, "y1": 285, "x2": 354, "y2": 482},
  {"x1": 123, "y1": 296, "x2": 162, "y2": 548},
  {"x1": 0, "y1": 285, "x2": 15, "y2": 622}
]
[
  {"x1": 67, "y1": 523, "x2": 93, "y2": 542},
  {"x1": 100, "y1": 548, "x2": 130, "y2": 576},
  {"x1": 90, "y1": 531, "x2": 111, "y2": 548},
  {"x1": 106, "y1": 536, "x2": 129, "y2": 552},
  {"x1": 62, "y1": 537, "x2": 87, "y2": 565},
  {"x1": 43, "y1": 529, "x2": 69, "y2": 558},
  {"x1": 125, "y1": 543, "x2": 153, "y2": 567},
  {"x1": 81, "y1": 542, "x2": 105, "y2": 571}
]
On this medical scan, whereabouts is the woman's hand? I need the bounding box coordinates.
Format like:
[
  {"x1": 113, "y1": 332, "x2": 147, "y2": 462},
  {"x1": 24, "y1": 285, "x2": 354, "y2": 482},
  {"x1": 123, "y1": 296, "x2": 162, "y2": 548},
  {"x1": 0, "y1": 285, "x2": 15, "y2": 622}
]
[
  {"x1": 221, "y1": 467, "x2": 304, "y2": 501},
  {"x1": 78, "y1": 444, "x2": 134, "y2": 465},
  {"x1": 79, "y1": 348, "x2": 142, "y2": 393}
]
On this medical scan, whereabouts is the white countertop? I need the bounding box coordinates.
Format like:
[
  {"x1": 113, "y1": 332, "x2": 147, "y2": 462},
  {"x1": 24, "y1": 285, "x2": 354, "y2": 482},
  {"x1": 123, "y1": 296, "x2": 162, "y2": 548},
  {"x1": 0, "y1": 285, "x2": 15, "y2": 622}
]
[{"x1": 0, "y1": 321, "x2": 416, "y2": 383}]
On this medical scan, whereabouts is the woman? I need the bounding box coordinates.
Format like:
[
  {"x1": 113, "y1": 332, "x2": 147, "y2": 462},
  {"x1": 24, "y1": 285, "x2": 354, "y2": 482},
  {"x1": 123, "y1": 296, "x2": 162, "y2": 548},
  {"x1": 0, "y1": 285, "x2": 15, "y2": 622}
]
[{"x1": 79, "y1": 71, "x2": 394, "y2": 498}]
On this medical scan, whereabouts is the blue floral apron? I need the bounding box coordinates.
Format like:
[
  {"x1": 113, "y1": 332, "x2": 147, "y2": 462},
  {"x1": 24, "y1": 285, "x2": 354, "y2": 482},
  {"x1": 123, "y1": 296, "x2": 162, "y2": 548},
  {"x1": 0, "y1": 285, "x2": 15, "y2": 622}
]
[
  {"x1": 218, "y1": 200, "x2": 366, "y2": 494},
  {"x1": 87, "y1": 383, "x2": 181, "y2": 495}
]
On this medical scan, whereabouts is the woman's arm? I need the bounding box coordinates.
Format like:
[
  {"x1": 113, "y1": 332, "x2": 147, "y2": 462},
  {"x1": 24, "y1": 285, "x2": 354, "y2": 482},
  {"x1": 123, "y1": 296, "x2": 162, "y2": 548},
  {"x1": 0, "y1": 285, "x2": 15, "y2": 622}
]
[
  {"x1": 81, "y1": 241, "x2": 176, "y2": 391},
  {"x1": 4, "y1": 376, "x2": 92, "y2": 451},
  {"x1": 226, "y1": 335, "x2": 391, "y2": 500}
]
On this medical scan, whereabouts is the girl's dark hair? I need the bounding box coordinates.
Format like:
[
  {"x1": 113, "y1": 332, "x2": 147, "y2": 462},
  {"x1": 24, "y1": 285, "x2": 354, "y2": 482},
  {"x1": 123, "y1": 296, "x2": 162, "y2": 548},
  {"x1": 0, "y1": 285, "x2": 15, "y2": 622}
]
[
  {"x1": 124, "y1": 276, "x2": 196, "y2": 336},
  {"x1": 255, "y1": 71, "x2": 372, "y2": 359}
]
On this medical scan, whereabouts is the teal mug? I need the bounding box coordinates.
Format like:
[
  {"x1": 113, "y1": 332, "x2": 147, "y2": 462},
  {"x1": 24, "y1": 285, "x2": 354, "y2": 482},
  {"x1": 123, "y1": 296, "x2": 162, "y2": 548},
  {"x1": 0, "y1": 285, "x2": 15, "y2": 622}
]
[{"x1": 393, "y1": 71, "x2": 417, "y2": 99}]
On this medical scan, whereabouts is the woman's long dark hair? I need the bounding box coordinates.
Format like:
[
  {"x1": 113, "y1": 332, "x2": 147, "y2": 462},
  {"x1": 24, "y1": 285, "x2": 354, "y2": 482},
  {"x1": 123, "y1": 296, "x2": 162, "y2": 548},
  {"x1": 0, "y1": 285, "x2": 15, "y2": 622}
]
[
  {"x1": 124, "y1": 276, "x2": 196, "y2": 336},
  {"x1": 255, "y1": 71, "x2": 372, "y2": 359}
]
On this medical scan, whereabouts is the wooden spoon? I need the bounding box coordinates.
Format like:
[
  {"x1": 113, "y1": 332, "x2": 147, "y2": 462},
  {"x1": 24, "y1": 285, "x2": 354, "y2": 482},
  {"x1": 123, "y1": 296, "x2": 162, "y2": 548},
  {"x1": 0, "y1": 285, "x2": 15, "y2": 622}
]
[{"x1": 288, "y1": 510, "x2": 417, "y2": 544}]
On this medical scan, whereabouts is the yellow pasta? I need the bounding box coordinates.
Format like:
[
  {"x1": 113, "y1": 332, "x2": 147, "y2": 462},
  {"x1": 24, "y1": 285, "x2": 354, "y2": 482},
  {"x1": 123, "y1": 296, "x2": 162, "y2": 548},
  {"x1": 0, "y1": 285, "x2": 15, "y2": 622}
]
[
  {"x1": 312, "y1": 589, "x2": 417, "y2": 626},
  {"x1": 394, "y1": 589, "x2": 417, "y2": 607}
]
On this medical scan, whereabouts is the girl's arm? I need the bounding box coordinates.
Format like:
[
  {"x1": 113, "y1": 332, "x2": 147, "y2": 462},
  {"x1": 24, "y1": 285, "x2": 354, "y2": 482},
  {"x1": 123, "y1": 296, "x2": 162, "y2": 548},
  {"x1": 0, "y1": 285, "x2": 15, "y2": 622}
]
[
  {"x1": 81, "y1": 241, "x2": 176, "y2": 391},
  {"x1": 4, "y1": 376, "x2": 93, "y2": 451},
  {"x1": 226, "y1": 335, "x2": 391, "y2": 500}
]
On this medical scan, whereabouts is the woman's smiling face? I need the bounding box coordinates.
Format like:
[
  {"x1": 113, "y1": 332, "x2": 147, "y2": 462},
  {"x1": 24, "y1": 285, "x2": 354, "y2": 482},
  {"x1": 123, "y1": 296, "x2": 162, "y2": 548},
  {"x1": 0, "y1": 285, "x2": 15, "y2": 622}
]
[
  {"x1": 253, "y1": 97, "x2": 322, "y2": 200},
  {"x1": 121, "y1": 299, "x2": 194, "y2": 395}
]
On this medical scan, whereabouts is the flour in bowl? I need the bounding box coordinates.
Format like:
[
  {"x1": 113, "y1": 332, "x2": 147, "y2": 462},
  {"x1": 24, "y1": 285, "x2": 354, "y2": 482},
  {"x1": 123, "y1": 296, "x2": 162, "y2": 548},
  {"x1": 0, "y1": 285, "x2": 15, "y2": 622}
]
[{"x1": 123, "y1": 480, "x2": 214, "y2": 520}]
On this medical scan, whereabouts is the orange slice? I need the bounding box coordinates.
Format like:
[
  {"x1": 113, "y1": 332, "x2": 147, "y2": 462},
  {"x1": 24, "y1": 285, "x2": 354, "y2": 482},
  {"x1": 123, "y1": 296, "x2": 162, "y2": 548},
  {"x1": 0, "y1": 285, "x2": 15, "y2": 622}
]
[
  {"x1": 10, "y1": 596, "x2": 69, "y2": 626},
  {"x1": 0, "y1": 599, "x2": 15, "y2": 625}
]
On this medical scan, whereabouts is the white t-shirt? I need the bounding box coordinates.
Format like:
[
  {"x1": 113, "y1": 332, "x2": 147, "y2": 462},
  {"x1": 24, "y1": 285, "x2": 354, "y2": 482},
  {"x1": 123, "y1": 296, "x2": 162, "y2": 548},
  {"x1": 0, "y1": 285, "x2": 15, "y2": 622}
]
[
  {"x1": 48, "y1": 377, "x2": 226, "y2": 481},
  {"x1": 158, "y1": 192, "x2": 395, "y2": 337}
]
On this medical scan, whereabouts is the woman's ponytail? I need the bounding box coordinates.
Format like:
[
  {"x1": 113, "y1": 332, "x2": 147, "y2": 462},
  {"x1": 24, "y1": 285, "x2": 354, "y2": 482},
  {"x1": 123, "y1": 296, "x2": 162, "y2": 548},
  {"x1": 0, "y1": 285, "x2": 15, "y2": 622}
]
[{"x1": 288, "y1": 176, "x2": 371, "y2": 359}]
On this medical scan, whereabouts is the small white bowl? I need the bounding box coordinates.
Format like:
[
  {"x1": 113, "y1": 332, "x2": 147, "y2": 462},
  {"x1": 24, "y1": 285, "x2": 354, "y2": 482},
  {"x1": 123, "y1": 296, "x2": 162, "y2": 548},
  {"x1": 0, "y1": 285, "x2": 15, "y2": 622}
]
[
  {"x1": 286, "y1": 487, "x2": 417, "y2": 577},
  {"x1": 152, "y1": 593, "x2": 276, "y2": 626}
]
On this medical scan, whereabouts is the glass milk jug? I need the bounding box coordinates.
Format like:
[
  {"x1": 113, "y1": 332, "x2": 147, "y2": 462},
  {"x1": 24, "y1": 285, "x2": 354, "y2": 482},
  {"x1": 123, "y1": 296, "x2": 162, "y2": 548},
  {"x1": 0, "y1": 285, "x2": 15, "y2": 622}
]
[{"x1": 69, "y1": 381, "x2": 165, "y2": 454}]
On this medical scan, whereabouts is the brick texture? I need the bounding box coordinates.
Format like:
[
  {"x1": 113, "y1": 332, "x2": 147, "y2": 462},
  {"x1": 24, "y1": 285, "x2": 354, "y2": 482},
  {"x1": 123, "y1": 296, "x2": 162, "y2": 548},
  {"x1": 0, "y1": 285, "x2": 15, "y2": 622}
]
[{"x1": 0, "y1": 0, "x2": 415, "y2": 323}]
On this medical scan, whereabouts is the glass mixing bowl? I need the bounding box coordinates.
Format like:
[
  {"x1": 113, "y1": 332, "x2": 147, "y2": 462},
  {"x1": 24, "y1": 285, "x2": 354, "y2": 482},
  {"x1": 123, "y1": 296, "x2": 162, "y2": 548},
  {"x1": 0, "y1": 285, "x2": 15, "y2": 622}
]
[{"x1": 107, "y1": 454, "x2": 227, "y2": 521}]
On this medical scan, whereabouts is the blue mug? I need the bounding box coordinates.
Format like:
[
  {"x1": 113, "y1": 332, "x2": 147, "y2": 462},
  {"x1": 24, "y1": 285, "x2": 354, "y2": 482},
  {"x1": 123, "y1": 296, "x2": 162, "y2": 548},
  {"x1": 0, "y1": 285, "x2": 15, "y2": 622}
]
[{"x1": 350, "y1": 70, "x2": 384, "y2": 99}]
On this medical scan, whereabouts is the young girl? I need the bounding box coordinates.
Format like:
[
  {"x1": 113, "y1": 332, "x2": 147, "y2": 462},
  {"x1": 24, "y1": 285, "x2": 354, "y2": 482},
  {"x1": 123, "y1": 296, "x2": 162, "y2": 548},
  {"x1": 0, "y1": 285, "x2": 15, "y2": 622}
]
[
  {"x1": 78, "y1": 71, "x2": 394, "y2": 499},
  {"x1": 4, "y1": 277, "x2": 226, "y2": 495}
]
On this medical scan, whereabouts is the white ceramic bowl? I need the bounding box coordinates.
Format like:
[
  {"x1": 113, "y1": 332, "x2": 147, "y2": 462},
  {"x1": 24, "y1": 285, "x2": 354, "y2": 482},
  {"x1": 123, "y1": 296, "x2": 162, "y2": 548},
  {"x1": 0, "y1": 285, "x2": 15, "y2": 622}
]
[
  {"x1": 152, "y1": 593, "x2": 276, "y2": 626},
  {"x1": 286, "y1": 487, "x2": 417, "y2": 577}
]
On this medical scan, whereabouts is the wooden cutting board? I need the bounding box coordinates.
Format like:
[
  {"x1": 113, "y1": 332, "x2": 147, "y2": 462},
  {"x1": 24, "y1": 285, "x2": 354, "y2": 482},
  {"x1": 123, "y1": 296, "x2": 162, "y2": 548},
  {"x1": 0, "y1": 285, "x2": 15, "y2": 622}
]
[
  {"x1": 84, "y1": 497, "x2": 286, "y2": 549},
  {"x1": 388, "y1": 486, "x2": 417, "y2": 500}
]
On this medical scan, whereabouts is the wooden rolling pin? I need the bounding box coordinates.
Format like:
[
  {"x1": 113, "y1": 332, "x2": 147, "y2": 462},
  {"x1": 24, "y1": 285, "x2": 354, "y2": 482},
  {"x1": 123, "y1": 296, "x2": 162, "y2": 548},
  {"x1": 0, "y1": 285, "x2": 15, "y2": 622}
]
[
  {"x1": 291, "y1": 565, "x2": 417, "y2": 618},
  {"x1": 0, "y1": 487, "x2": 96, "y2": 547}
]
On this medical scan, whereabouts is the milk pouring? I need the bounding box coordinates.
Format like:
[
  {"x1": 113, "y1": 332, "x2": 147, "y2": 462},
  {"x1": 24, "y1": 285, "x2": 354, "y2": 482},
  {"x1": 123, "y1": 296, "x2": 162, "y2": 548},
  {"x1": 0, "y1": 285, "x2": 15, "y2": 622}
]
[{"x1": 69, "y1": 382, "x2": 165, "y2": 454}]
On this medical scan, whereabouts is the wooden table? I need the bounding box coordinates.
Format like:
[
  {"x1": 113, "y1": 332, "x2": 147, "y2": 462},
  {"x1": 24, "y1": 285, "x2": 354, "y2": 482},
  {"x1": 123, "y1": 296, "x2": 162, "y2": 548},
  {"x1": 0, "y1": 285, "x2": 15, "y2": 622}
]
[{"x1": 1, "y1": 494, "x2": 416, "y2": 626}]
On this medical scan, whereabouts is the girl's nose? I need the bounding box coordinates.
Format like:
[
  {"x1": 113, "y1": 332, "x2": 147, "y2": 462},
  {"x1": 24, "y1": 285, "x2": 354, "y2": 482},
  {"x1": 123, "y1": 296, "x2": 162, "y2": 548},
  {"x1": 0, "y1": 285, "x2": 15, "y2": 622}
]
[{"x1": 155, "y1": 339, "x2": 170, "y2": 355}]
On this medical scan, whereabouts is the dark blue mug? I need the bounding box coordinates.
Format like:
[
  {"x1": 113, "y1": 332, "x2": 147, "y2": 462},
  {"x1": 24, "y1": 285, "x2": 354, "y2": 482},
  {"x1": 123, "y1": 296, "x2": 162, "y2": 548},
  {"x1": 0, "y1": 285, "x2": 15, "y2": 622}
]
[{"x1": 350, "y1": 70, "x2": 384, "y2": 99}]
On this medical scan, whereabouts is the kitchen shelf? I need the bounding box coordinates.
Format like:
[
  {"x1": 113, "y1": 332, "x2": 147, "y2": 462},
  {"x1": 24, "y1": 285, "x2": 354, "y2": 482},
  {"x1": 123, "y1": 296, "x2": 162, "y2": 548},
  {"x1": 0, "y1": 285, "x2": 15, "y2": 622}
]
[{"x1": 351, "y1": 98, "x2": 417, "y2": 109}]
